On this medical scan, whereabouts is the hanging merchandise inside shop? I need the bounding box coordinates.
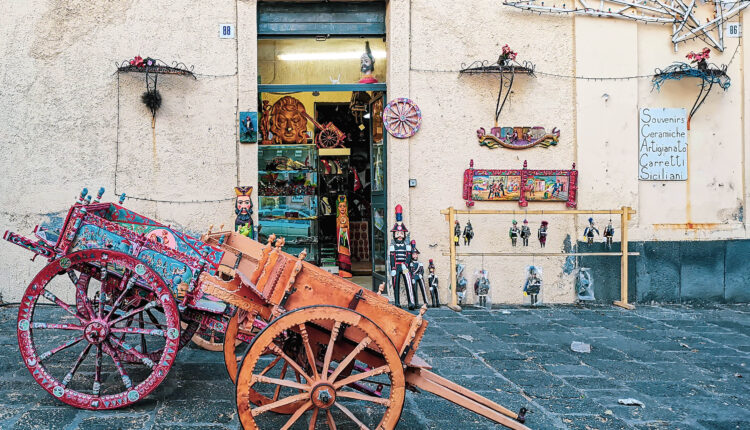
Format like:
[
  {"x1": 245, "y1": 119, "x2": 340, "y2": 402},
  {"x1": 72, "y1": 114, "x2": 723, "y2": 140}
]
[{"x1": 255, "y1": 35, "x2": 389, "y2": 286}]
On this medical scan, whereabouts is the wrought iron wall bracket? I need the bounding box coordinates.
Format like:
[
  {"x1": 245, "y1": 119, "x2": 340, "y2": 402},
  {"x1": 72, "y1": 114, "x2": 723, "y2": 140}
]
[
  {"x1": 116, "y1": 58, "x2": 196, "y2": 121},
  {"x1": 460, "y1": 60, "x2": 535, "y2": 123},
  {"x1": 652, "y1": 62, "x2": 730, "y2": 130}
]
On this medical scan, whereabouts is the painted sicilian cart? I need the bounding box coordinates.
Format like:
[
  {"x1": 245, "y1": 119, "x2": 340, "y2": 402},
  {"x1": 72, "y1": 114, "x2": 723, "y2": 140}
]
[
  {"x1": 5, "y1": 189, "x2": 531, "y2": 429},
  {"x1": 201, "y1": 230, "x2": 531, "y2": 429},
  {"x1": 4, "y1": 188, "x2": 238, "y2": 410}
]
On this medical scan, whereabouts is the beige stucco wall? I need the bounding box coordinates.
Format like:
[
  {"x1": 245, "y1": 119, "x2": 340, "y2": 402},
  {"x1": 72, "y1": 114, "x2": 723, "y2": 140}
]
[{"x1": 0, "y1": 0, "x2": 747, "y2": 304}]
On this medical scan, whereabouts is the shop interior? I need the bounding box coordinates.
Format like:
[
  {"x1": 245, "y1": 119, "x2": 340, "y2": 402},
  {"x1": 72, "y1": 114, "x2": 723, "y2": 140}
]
[{"x1": 256, "y1": 38, "x2": 387, "y2": 288}]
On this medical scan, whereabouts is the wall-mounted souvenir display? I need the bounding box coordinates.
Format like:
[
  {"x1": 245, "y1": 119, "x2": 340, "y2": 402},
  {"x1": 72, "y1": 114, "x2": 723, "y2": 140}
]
[
  {"x1": 239, "y1": 112, "x2": 258, "y2": 143},
  {"x1": 477, "y1": 126, "x2": 559, "y2": 149},
  {"x1": 116, "y1": 56, "x2": 196, "y2": 123},
  {"x1": 652, "y1": 49, "x2": 730, "y2": 130},
  {"x1": 460, "y1": 44, "x2": 535, "y2": 123},
  {"x1": 463, "y1": 159, "x2": 578, "y2": 207},
  {"x1": 383, "y1": 98, "x2": 422, "y2": 139}
]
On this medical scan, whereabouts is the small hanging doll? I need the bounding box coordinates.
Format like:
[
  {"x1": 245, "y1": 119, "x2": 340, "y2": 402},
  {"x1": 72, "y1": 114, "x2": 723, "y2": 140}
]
[
  {"x1": 427, "y1": 259, "x2": 439, "y2": 308},
  {"x1": 454, "y1": 220, "x2": 461, "y2": 247},
  {"x1": 463, "y1": 220, "x2": 474, "y2": 246},
  {"x1": 604, "y1": 221, "x2": 615, "y2": 249},
  {"x1": 456, "y1": 262, "x2": 468, "y2": 305},
  {"x1": 509, "y1": 220, "x2": 520, "y2": 247},
  {"x1": 523, "y1": 265, "x2": 542, "y2": 306},
  {"x1": 583, "y1": 218, "x2": 599, "y2": 245},
  {"x1": 538, "y1": 220, "x2": 548, "y2": 248},
  {"x1": 409, "y1": 240, "x2": 429, "y2": 307},
  {"x1": 474, "y1": 269, "x2": 490, "y2": 308},
  {"x1": 520, "y1": 219, "x2": 531, "y2": 247}
]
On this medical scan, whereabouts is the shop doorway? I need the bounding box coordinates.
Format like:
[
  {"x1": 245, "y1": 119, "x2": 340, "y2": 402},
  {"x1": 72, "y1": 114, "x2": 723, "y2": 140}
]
[{"x1": 257, "y1": 87, "x2": 387, "y2": 289}]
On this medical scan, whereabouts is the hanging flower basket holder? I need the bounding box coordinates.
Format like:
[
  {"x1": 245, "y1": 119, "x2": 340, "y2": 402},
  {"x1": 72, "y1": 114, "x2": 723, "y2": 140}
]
[
  {"x1": 652, "y1": 61, "x2": 730, "y2": 130},
  {"x1": 116, "y1": 57, "x2": 196, "y2": 121},
  {"x1": 460, "y1": 47, "x2": 535, "y2": 123}
]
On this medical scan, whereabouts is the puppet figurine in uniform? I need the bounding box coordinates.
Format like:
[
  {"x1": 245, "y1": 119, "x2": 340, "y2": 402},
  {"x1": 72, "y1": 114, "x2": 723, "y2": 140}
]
[
  {"x1": 409, "y1": 240, "x2": 429, "y2": 307},
  {"x1": 474, "y1": 269, "x2": 490, "y2": 308},
  {"x1": 509, "y1": 220, "x2": 520, "y2": 246},
  {"x1": 520, "y1": 219, "x2": 531, "y2": 246},
  {"x1": 523, "y1": 265, "x2": 542, "y2": 306},
  {"x1": 453, "y1": 220, "x2": 461, "y2": 247},
  {"x1": 603, "y1": 221, "x2": 615, "y2": 249},
  {"x1": 234, "y1": 186, "x2": 256, "y2": 239},
  {"x1": 583, "y1": 217, "x2": 599, "y2": 245},
  {"x1": 463, "y1": 220, "x2": 474, "y2": 246},
  {"x1": 388, "y1": 204, "x2": 415, "y2": 309},
  {"x1": 538, "y1": 220, "x2": 548, "y2": 248},
  {"x1": 427, "y1": 259, "x2": 440, "y2": 308}
]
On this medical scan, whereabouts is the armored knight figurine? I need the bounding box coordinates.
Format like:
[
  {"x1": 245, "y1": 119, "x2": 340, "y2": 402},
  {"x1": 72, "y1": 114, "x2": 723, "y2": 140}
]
[
  {"x1": 427, "y1": 259, "x2": 440, "y2": 308},
  {"x1": 474, "y1": 269, "x2": 490, "y2": 308},
  {"x1": 603, "y1": 221, "x2": 615, "y2": 249},
  {"x1": 538, "y1": 220, "x2": 548, "y2": 248},
  {"x1": 583, "y1": 217, "x2": 599, "y2": 245},
  {"x1": 523, "y1": 266, "x2": 542, "y2": 306},
  {"x1": 463, "y1": 220, "x2": 474, "y2": 246},
  {"x1": 388, "y1": 204, "x2": 415, "y2": 309},
  {"x1": 409, "y1": 240, "x2": 429, "y2": 307},
  {"x1": 509, "y1": 220, "x2": 520, "y2": 246},
  {"x1": 520, "y1": 219, "x2": 531, "y2": 247},
  {"x1": 453, "y1": 220, "x2": 461, "y2": 247}
]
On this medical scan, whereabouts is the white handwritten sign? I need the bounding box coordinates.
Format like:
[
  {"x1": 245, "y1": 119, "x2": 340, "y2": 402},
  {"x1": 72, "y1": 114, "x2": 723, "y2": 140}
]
[{"x1": 638, "y1": 108, "x2": 687, "y2": 181}]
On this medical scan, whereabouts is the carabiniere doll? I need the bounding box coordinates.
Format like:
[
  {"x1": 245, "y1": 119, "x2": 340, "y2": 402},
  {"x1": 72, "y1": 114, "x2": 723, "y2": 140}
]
[
  {"x1": 509, "y1": 220, "x2": 520, "y2": 247},
  {"x1": 409, "y1": 240, "x2": 429, "y2": 307},
  {"x1": 463, "y1": 220, "x2": 474, "y2": 246},
  {"x1": 538, "y1": 220, "x2": 548, "y2": 248},
  {"x1": 427, "y1": 259, "x2": 440, "y2": 308},
  {"x1": 520, "y1": 219, "x2": 531, "y2": 247},
  {"x1": 453, "y1": 220, "x2": 461, "y2": 247},
  {"x1": 604, "y1": 220, "x2": 615, "y2": 249},
  {"x1": 583, "y1": 217, "x2": 600, "y2": 245},
  {"x1": 389, "y1": 204, "x2": 416, "y2": 309}
]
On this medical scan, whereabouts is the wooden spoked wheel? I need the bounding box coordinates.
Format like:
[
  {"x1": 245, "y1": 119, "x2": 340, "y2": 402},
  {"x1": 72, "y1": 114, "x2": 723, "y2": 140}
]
[
  {"x1": 236, "y1": 305, "x2": 405, "y2": 430},
  {"x1": 17, "y1": 250, "x2": 181, "y2": 409},
  {"x1": 382, "y1": 98, "x2": 422, "y2": 139}
]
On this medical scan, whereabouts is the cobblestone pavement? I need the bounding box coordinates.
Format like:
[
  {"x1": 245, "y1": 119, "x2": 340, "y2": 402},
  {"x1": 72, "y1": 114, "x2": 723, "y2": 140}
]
[{"x1": 0, "y1": 304, "x2": 747, "y2": 429}]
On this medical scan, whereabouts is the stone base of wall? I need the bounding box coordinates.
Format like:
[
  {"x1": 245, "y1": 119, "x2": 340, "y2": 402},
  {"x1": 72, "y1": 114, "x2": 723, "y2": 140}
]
[{"x1": 579, "y1": 239, "x2": 750, "y2": 304}]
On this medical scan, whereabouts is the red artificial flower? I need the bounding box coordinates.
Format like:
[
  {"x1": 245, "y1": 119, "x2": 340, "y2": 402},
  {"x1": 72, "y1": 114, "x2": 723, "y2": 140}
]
[{"x1": 133, "y1": 55, "x2": 144, "y2": 67}]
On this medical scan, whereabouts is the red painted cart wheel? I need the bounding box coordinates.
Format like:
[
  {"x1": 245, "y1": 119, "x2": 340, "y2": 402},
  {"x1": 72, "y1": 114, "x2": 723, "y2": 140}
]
[{"x1": 17, "y1": 249, "x2": 181, "y2": 410}]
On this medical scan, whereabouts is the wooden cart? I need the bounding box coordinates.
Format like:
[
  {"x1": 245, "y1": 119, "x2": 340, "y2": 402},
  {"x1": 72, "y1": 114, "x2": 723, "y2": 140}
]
[{"x1": 201, "y1": 230, "x2": 531, "y2": 429}]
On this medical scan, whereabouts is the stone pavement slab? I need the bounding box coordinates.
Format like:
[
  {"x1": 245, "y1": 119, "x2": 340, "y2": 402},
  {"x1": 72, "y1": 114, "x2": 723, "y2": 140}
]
[{"x1": 0, "y1": 304, "x2": 747, "y2": 429}]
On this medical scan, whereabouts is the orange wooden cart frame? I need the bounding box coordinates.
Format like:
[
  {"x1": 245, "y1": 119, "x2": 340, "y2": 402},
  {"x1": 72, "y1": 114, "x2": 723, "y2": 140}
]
[{"x1": 199, "y1": 230, "x2": 531, "y2": 430}]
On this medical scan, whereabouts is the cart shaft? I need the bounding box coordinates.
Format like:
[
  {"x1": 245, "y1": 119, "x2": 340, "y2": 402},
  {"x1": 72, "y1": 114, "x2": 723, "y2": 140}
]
[{"x1": 405, "y1": 368, "x2": 530, "y2": 430}]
